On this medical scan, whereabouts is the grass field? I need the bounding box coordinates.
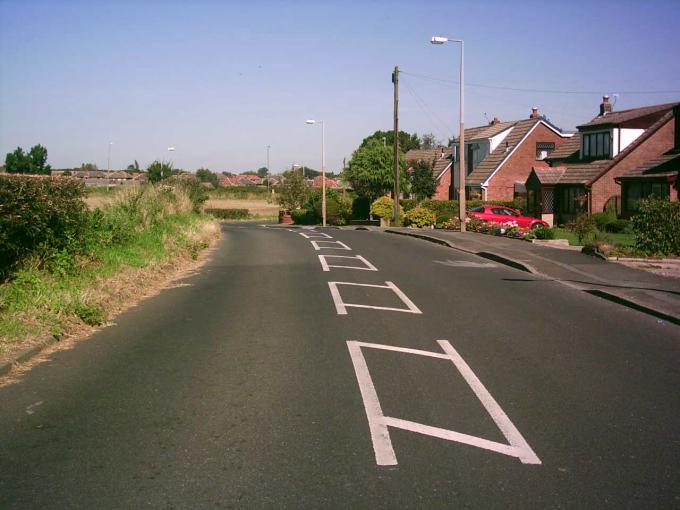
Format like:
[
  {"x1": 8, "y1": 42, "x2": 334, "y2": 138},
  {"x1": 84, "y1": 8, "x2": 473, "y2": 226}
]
[{"x1": 205, "y1": 198, "x2": 279, "y2": 218}]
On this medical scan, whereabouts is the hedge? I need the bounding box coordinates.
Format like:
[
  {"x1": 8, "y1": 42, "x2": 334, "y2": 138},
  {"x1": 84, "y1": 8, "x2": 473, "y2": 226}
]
[
  {"x1": 0, "y1": 174, "x2": 88, "y2": 278},
  {"x1": 205, "y1": 208, "x2": 249, "y2": 220}
]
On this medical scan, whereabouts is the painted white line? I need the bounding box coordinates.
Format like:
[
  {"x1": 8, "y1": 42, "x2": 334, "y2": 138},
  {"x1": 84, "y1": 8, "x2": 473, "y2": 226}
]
[
  {"x1": 318, "y1": 255, "x2": 378, "y2": 272},
  {"x1": 327, "y1": 281, "x2": 422, "y2": 315},
  {"x1": 346, "y1": 340, "x2": 541, "y2": 466},
  {"x1": 311, "y1": 240, "x2": 352, "y2": 251},
  {"x1": 300, "y1": 232, "x2": 333, "y2": 239}
]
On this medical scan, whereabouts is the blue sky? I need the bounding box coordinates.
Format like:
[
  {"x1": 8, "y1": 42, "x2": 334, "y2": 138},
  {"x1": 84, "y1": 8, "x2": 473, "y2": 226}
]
[{"x1": 1, "y1": 0, "x2": 679, "y2": 173}]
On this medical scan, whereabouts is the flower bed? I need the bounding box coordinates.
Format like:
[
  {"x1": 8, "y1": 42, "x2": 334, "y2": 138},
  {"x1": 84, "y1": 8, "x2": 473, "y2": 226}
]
[{"x1": 441, "y1": 216, "x2": 536, "y2": 241}]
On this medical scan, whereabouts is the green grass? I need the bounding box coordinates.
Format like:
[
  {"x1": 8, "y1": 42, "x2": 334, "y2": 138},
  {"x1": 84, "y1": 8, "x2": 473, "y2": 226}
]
[
  {"x1": 552, "y1": 228, "x2": 635, "y2": 247},
  {"x1": 0, "y1": 213, "x2": 214, "y2": 356}
]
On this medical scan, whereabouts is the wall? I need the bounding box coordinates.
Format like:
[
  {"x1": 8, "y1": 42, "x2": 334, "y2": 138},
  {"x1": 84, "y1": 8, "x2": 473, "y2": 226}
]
[
  {"x1": 433, "y1": 165, "x2": 451, "y2": 200},
  {"x1": 591, "y1": 117, "x2": 675, "y2": 213},
  {"x1": 483, "y1": 123, "x2": 572, "y2": 201},
  {"x1": 618, "y1": 128, "x2": 645, "y2": 155}
]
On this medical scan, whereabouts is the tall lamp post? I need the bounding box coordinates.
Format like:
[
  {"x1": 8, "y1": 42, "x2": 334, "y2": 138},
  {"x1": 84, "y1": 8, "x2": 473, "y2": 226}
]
[
  {"x1": 107, "y1": 142, "x2": 113, "y2": 172},
  {"x1": 305, "y1": 119, "x2": 326, "y2": 227},
  {"x1": 431, "y1": 35, "x2": 466, "y2": 232}
]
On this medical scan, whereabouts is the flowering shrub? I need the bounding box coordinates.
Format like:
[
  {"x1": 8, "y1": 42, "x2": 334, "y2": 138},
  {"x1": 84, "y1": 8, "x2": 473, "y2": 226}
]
[
  {"x1": 370, "y1": 196, "x2": 394, "y2": 219},
  {"x1": 404, "y1": 207, "x2": 436, "y2": 228}
]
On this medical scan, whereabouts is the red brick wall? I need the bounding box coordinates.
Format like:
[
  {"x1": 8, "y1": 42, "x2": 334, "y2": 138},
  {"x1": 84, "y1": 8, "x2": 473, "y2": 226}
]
[
  {"x1": 590, "y1": 117, "x2": 675, "y2": 212},
  {"x1": 484, "y1": 123, "x2": 572, "y2": 201},
  {"x1": 433, "y1": 167, "x2": 451, "y2": 200}
]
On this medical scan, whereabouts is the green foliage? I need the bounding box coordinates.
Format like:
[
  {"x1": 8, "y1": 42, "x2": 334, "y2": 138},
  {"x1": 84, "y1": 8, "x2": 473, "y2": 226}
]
[
  {"x1": 80, "y1": 162, "x2": 98, "y2": 172},
  {"x1": 172, "y1": 178, "x2": 209, "y2": 213},
  {"x1": 399, "y1": 199, "x2": 418, "y2": 212},
  {"x1": 210, "y1": 186, "x2": 269, "y2": 199},
  {"x1": 370, "y1": 196, "x2": 394, "y2": 219},
  {"x1": 290, "y1": 209, "x2": 318, "y2": 225},
  {"x1": 420, "y1": 133, "x2": 440, "y2": 150},
  {"x1": 404, "y1": 207, "x2": 436, "y2": 227},
  {"x1": 533, "y1": 226, "x2": 555, "y2": 240},
  {"x1": 351, "y1": 196, "x2": 371, "y2": 220},
  {"x1": 0, "y1": 175, "x2": 88, "y2": 278},
  {"x1": 410, "y1": 160, "x2": 437, "y2": 201},
  {"x1": 147, "y1": 160, "x2": 173, "y2": 183},
  {"x1": 436, "y1": 214, "x2": 452, "y2": 227},
  {"x1": 74, "y1": 302, "x2": 105, "y2": 326},
  {"x1": 4, "y1": 145, "x2": 52, "y2": 175},
  {"x1": 571, "y1": 213, "x2": 595, "y2": 244},
  {"x1": 256, "y1": 167, "x2": 269, "y2": 178},
  {"x1": 344, "y1": 139, "x2": 408, "y2": 201},
  {"x1": 277, "y1": 170, "x2": 309, "y2": 210},
  {"x1": 359, "y1": 130, "x2": 421, "y2": 153},
  {"x1": 205, "y1": 208, "x2": 249, "y2": 220},
  {"x1": 604, "y1": 219, "x2": 630, "y2": 233},
  {"x1": 591, "y1": 212, "x2": 614, "y2": 231},
  {"x1": 304, "y1": 189, "x2": 352, "y2": 226},
  {"x1": 632, "y1": 198, "x2": 680, "y2": 255},
  {"x1": 196, "y1": 168, "x2": 220, "y2": 188},
  {"x1": 126, "y1": 160, "x2": 140, "y2": 172}
]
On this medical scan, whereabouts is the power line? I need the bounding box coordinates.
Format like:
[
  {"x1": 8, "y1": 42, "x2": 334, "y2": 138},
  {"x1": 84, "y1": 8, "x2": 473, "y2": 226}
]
[
  {"x1": 400, "y1": 70, "x2": 680, "y2": 95},
  {"x1": 402, "y1": 78, "x2": 452, "y2": 139}
]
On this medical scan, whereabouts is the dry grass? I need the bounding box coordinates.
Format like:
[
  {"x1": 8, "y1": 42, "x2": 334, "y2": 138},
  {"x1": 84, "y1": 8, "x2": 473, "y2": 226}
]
[{"x1": 205, "y1": 198, "x2": 279, "y2": 216}]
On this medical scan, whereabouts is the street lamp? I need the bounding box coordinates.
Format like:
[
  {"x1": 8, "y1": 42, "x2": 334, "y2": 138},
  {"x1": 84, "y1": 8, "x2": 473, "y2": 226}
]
[
  {"x1": 431, "y1": 35, "x2": 466, "y2": 232},
  {"x1": 107, "y1": 142, "x2": 113, "y2": 172},
  {"x1": 167, "y1": 147, "x2": 175, "y2": 169},
  {"x1": 305, "y1": 119, "x2": 326, "y2": 227}
]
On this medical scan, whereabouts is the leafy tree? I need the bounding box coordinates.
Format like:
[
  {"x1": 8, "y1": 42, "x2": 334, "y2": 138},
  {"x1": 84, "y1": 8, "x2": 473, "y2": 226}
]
[
  {"x1": 359, "y1": 130, "x2": 421, "y2": 153},
  {"x1": 421, "y1": 133, "x2": 440, "y2": 150},
  {"x1": 62, "y1": 169, "x2": 72, "y2": 176},
  {"x1": 410, "y1": 160, "x2": 437, "y2": 201},
  {"x1": 147, "y1": 160, "x2": 173, "y2": 183},
  {"x1": 277, "y1": 169, "x2": 308, "y2": 210},
  {"x1": 256, "y1": 167, "x2": 269, "y2": 178},
  {"x1": 80, "y1": 163, "x2": 98, "y2": 172},
  {"x1": 126, "y1": 160, "x2": 140, "y2": 173},
  {"x1": 282, "y1": 166, "x2": 319, "y2": 178},
  {"x1": 196, "y1": 168, "x2": 219, "y2": 187},
  {"x1": 344, "y1": 138, "x2": 408, "y2": 201},
  {"x1": 4, "y1": 145, "x2": 51, "y2": 175}
]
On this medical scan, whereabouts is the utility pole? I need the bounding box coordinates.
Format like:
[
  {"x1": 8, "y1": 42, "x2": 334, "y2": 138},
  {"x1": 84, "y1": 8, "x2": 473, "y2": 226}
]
[{"x1": 392, "y1": 65, "x2": 400, "y2": 225}]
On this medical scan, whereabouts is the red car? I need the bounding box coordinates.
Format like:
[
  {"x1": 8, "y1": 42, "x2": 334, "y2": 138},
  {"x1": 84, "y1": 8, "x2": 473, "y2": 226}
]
[{"x1": 468, "y1": 205, "x2": 548, "y2": 229}]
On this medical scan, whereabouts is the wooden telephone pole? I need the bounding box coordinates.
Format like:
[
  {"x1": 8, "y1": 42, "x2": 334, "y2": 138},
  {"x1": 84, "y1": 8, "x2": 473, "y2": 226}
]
[{"x1": 392, "y1": 66, "x2": 400, "y2": 225}]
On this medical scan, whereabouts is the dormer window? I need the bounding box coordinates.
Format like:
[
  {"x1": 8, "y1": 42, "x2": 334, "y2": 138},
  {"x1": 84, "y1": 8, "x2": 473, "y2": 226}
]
[
  {"x1": 536, "y1": 142, "x2": 555, "y2": 160},
  {"x1": 583, "y1": 131, "x2": 611, "y2": 159}
]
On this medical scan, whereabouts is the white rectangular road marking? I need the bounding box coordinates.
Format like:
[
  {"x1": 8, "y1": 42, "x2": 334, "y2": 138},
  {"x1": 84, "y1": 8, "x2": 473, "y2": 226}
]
[
  {"x1": 300, "y1": 232, "x2": 333, "y2": 239},
  {"x1": 319, "y1": 255, "x2": 378, "y2": 272},
  {"x1": 311, "y1": 240, "x2": 352, "y2": 251},
  {"x1": 347, "y1": 340, "x2": 541, "y2": 466},
  {"x1": 328, "y1": 281, "x2": 421, "y2": 315}
]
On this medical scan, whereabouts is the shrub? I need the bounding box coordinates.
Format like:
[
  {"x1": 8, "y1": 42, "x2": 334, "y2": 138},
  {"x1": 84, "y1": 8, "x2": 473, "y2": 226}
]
[
  {"x1": 570, "y1": 213, "x2": 595, "y2": 244},
  {"x1": 312, "y1": 191, "x2": 352, "y2": 226},
  {"x1": 400, "y1": 199, "x2": 418, "y2": 212},
  {"x1": 591, "y1": 212, "x2": 614, "y2": 231},
  {"x1": 205, "y1": 208, "x2": 249, "y2": 220},
  {"x1": 632, "y1": 198, "x2": 680, "y2": 255},
  {"x1": 351, "y1": 196, "x2": 371, "y2": 220},
  {"x1": 290, "y1": 209, "x2": 318, "y2": 225},
  {"x1": 436, "y1": 214, "x2": 452, "y2": 228},
  {"x1": 370, "y1": 196, "x2": 394, "y2": 219},
  {"x1": 0, "y1": 174, "x2": 88, "y2": 278},
  {"x1": 533, "y1": 226, "x2": 555, "y2": 240},
  {"x1": 604, "y1": 218, "x2": 630, "y2": 233},
  {"x1": 404, "y1": 207, "x2": 436, "y2": 227}
]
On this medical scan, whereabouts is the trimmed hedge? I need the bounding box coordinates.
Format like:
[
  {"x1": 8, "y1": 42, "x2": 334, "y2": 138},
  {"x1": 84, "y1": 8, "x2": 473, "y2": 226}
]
[
  {"x1": 632, "y1": 198, "x2": 680, "y2": 255},
  {"x1": 0, "y1": 174, "x2": 88, "y2": 277},
  {"x1": 290, "y1": 209, "x2": 318, "y2": 225},
  {"x1": 205, "y1": 208, "x2": 249, "y2": 220}
]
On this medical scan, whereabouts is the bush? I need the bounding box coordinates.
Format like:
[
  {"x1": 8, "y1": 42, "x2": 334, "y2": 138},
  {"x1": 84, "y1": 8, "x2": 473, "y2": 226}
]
[
  {"x1": 290, "y1": 209, "x2": 318, "y2": 225},
  {"x1": 0, "y1": 174, "x2": 88, "y2": 278},
  {"x1": 205, "y1": 208, "x2": 249, "y2": 220},
  {"x1": 436, "y1": 214, "x2": 452, "y2": 227},
  {"x1": 400, "y1": 199, "x2": 418, "y2": 212},
  {"x1": 632, "y1": 198, "x2": 680, "y2": 255},
  {"x1": 370, "y1": 196, "x2": 394, "y2": 219},
  {"x1": 533, "y1": 226, "x2": 555, "y2": 240},
  {"x1": 351, "y1": 196, "x2": 371, "y2": 220},
  {"x1": 404, "y1": 207, "x2": 436, "y2": 227},
  {"x1": 604, "y1": 218, "x2": 630, "y2": 233},
  {"x1": 570, "y1": 213, "x2": 595, "y2": 244},
  {"x1": 591, "y1": 212, "x2": 614, "y2": 231}
]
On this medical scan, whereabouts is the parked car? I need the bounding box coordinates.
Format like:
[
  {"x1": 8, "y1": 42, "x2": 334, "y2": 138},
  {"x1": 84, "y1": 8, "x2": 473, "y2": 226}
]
[{"x1": 468, "y1": 205, "x2": 548, "y2": 229}]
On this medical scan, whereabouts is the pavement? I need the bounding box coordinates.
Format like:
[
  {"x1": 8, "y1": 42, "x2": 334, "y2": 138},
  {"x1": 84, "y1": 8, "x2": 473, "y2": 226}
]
[
  {"x1": 383, "y1": 227, "x2": 680, "y2": 325},
  {"x1": 1, "y1": 223, "x2": 678, "y2": 509}
]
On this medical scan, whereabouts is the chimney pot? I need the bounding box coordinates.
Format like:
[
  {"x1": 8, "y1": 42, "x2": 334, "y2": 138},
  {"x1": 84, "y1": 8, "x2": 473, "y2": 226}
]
[
  {"x1": 599, "y1": 95, "x2": 613, "y2": 116},
  {"x1": 490, "y1": 116, "x2": 500, "y2": 125},
  {"x1": 529, "y1": 107, "x2": 539, "y2": 119}
]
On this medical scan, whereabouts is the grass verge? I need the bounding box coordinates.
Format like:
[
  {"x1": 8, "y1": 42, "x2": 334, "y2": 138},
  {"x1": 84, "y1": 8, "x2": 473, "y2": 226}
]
[{"x1": 552, "y1": 228, "x2": 636, "y2": 247}]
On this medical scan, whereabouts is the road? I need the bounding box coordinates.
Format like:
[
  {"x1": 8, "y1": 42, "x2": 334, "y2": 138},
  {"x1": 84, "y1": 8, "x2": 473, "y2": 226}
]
[{"x1": 1, "y1": 224, "x2": 678, "y2": 509}]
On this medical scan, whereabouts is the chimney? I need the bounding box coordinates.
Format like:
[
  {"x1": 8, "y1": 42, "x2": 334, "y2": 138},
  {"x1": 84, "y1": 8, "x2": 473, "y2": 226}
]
[
  {"x1": 599, "y1": 95, "x2": 612, "y2": 116},
  {"x1": 489, "y1": 116, "x2": 500, "y2": 125},
  {"x1": 529, "y1": 107, "x2": 540, "y2": 119}
]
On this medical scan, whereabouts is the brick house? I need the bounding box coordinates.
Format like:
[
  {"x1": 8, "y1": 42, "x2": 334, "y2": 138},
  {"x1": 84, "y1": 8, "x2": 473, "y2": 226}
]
[
  {"x1": 404, "y1": 147, "x2": 452, "y2": 200},
  {"x1": 526, "y1": 98, "x2": 679, "y2": 225},
  {"x1": 456, "y1": 109, "x2": 572, "y2": 202}
]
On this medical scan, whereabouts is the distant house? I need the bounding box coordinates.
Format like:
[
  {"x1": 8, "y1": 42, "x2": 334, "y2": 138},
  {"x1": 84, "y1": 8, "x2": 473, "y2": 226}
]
[
  {"x1": 311, "y1": 175, "x2": 342, "y2": 189},
  {"x1": 460, "y1": 109, "x2": 573, "y2": 202},
  {"x1": 404, "y1": 147, "x2": 452, "y2": 200},
  {"x1": 526, "y1": 98, "x2": 679, "y2": 224}
]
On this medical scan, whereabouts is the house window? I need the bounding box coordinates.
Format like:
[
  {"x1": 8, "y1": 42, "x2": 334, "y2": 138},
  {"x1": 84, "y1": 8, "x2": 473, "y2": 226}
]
[
  {"x1": 536, "y1": 142, "x2": 555, "y2": 160},
  {"x1": 624, "y1": 181, "x2": 670, "y2": 213},
  {"x1": 561, "y1": 186, "x2": 588, "y2": 214},
  {"x1": 582, "y1": 131, "x2": 611, "y2": 159}
]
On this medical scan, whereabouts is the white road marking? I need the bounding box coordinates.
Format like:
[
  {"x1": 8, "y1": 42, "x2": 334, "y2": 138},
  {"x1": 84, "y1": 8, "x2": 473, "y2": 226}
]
[
  {"x1": 434, "y1": 260, "x2": 498, "y2": 268},
  {"x1": 328, "y1": 281, "x2": 422, "y2": 315},
  {"x1": 300, "y1": 232, "x2": 333, "y2": 239},
  {"x1": 347, "y1": 340, "x2": 541, "y2": 466},
  {"x1": 319, "y1": 255, "x2": 378, "y2": 272},
  {"x1": 311, "y1": 240, "x2": 352, "y2": 251},
  {"x1": 25, "y1": 401, "x2": 44, "y2": 415}
]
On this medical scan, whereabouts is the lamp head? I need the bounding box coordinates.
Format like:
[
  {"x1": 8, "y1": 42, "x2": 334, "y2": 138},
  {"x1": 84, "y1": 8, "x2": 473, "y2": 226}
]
[
  {"x1": 430, "y1": 36, "x2": 448, "y2": 44},
  {"x1": 167, "y1": 147, "x2": 176, "y2": 151},
  {"x1": 305, "y1": 120, "x2": 316, "y2": 125}
]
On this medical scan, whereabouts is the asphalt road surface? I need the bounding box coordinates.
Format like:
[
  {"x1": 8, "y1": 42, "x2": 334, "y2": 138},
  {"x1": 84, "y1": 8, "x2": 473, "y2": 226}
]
[{"x1": 1, "y1": 224, "x2": 678, "y2": 509}]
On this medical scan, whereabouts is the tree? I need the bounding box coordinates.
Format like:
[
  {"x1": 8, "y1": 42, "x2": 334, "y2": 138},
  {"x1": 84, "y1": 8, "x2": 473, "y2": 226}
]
[
  {"x1": 277, "y1": 169, "x2": 309, "y2": 210},
  {"x1": 359, "y1": 130, "x2": 421, "y2": 153},
  {"x1": 282, "y1": 166, "x2": 319, "y2": 178},
  {"x1": 410, "y1": 160, "x2": 437, "y2": 201},
  {"x1": 344, "y1": 138, "x2": 408, "y2": 201},
  {"x1": 126, "y1": 160, "x2": 140, "y2": 173},
  {"x1": 4, "y1": 145, "x2": 51, "y2": 174},
  {"x1": 421, "y1": 133, "x2": 440, "y2": 150},
  {"x1": 147, "y1": 160, "x2": 173, "y2": 183},
  {"x1": 80, "y1": 163, "x2": 98, "y2": 172},
  {"x1": 256, "y1": 167, "x2": 269, "y2": 178},
  {"x1": 196, "y1": 168, "x2": 219, "y2": 187}
]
